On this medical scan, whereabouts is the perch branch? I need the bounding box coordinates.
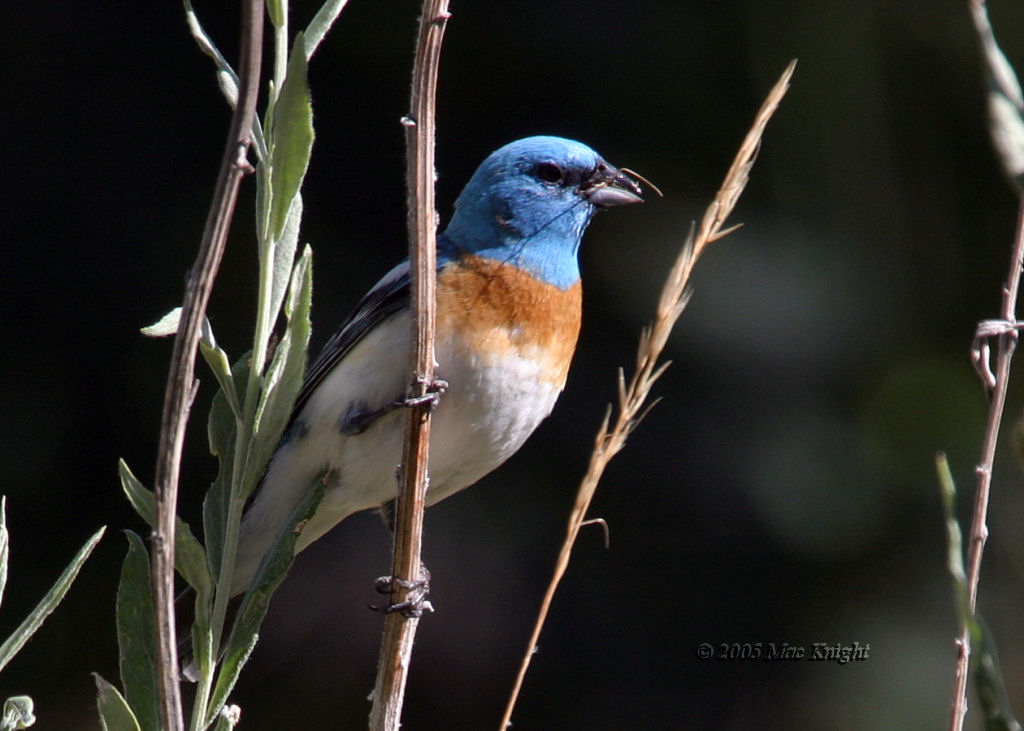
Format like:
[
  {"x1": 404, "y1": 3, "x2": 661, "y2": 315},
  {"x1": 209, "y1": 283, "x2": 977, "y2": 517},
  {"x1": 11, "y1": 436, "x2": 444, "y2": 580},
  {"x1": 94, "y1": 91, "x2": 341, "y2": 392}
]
[{"x1": 368, "y1": 3, "x2": 450, "y2": 729}]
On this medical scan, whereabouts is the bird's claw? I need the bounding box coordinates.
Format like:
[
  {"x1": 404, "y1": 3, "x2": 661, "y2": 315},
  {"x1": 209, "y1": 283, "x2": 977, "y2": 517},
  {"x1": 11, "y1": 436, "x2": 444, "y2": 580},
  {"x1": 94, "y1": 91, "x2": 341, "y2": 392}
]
[
  {"x1": 368, "y1": 568, "x2": 433, "y2": 617},
  {"x1": 402, "y1": 379, "x2": 448, "y2": 411},
  {"x1": 339, "y1": 380, "x2": 448, "y2": 436}
]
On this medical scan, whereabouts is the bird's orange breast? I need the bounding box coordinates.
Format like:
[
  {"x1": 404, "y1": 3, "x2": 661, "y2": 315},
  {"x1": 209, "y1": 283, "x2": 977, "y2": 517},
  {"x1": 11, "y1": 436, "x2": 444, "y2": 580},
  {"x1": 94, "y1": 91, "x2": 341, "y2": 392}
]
[{"x1": 436, "y1": 254, "x2": 582, "y2": 387}]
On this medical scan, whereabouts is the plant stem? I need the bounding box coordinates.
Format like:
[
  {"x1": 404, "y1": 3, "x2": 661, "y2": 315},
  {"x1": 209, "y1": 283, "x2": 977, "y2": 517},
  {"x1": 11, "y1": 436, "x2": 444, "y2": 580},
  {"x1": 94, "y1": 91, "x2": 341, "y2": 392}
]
[
  {"x1": 151, "y1": 1, "x2": 263, "y2": 729},
  {"x1": 368, "y1": 3, "x2": 449, "y2": 729},
  {"x1": 275, "y1": 17, "x2": 289, "y2": 100},
  {"x1": 950, "y1": 198, "x2": 1024, "y2": 729},
  {"x1": 498, "y1": 59, "x2": 796, "y2": 730}
]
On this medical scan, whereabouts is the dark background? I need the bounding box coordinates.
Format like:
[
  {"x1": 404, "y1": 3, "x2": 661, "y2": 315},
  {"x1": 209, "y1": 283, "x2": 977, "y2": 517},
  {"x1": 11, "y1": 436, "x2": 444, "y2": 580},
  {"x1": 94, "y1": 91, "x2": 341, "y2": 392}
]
[{"x1": 4, "y1": 1, "x2": 1024, "y2": 728}]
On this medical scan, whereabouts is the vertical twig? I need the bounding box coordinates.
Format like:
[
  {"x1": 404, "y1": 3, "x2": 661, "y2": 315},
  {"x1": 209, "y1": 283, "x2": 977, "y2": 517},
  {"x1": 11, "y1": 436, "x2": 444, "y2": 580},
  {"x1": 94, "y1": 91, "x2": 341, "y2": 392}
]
[
  {"x1": 950, "y1": 2, "x2": 1024, "y2": 726},
  {"x1": 952, "y1": 200, "x2": 1024, "y2": 729},
  {"x1": 368, "y1": 2, "x2": 450, "y2": 729},
  {"x1": 150, "y1": 2, "x2": 263, "y2": 729},
  {"x1": 499, "y1": 60, "x2": 796, "y2": 730}
]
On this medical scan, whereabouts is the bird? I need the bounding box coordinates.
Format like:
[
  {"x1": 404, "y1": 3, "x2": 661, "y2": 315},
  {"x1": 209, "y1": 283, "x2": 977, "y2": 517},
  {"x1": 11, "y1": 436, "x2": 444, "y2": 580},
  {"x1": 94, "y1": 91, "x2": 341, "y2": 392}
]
[{"x1": 229, "y1": 135, "x2": 643, "y2": 597}]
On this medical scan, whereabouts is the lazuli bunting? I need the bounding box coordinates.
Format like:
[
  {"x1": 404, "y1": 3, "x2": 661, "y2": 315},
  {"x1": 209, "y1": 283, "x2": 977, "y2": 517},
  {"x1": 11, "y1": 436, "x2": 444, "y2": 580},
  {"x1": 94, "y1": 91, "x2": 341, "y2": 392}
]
[{"x1": 230, "y1": 136, "x2": 642, "y2": 595}]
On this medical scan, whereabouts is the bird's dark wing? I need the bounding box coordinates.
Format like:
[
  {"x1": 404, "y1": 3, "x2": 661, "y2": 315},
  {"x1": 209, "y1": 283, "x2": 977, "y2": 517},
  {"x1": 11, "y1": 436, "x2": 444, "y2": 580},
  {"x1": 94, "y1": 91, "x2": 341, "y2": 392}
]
[{"x1": 291, "y1": 261, "x2": 413, "y2": 417}]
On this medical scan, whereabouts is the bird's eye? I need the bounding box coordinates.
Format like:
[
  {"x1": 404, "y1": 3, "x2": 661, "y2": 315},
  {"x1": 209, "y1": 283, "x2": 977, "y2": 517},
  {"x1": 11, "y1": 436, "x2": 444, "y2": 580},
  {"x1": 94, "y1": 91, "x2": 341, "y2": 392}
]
[{"x1": 536, "y1": 162, "x2": 564, "y2": 184}]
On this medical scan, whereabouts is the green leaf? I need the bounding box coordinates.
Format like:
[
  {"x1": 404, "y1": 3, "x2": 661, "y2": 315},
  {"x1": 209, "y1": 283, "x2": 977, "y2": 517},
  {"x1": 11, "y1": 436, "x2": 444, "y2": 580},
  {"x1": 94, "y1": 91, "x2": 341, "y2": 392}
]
[
  {"x1": 971, "y1": 0, "x2": 1024, "y2": 192},
  {"x1": 304, "y1": 0, "x2": 352, "y2": 61},
  {"x1": 265, "y1": 0, "x2": 284, "y2": 28},
  {"x1": 244, "y1": 246, "x2": 313, "y2": 499},
  {"x1": 216, "y1": 68, "x2": 239, "y2": 108},
  {"x1": 206, "y1": 470, "x2": 329, "y2": 724},
  {"x1": 199, "y1": 331, "x2": 242, "y2": 422},
  {"x1": 0, "y1": 498, "x2": 9, "y2": 610},
  {"x1": 93, "y1": 675, "x2": 141, "y2": 731},
  {"x1": 938, "y1": 455, "x2": 1023, "y2": 729},
  {"x1": 203, "y1": 353, "x2": 251, "y2": 583},
  {"x1": 184, "y1": 0, "x2": 234, "y2": 76},
  {"x1": 268, "y1": 33, "x2": 314, "y2": 241},
  {"x1": 141, "y1": 309, "x2": 222, "y2": 358},
  {"x1": 268, "y1": 192, "x2": 302, "y2": 336},
  {"x1": 182, "y1": 0, "x2": 267, "y2": 159},
  {"x1": 989, "y1": 90, "x2": 1024, "y2": 193},
  {"x1": 973, "y1": 615, "x2": 1023, "y2": 731},
  {"x1": 118, "y1": 460, "x2": 212, "y2": 597},
  {"x1": 140, "y1": 307, "x2": 182, "y2": 337},
  {"x1": 937, "y1": 453, "x2": 969, "y2": 621},
  {"x1": 186, "y1": 585, "x2": 214, "y2": 686},
  {"x1": 115, "y1": 532, "x2": 158, "y2": 731},
  {"x1": 0, "y1": 526, "x2": 105, "y2": 673},
  {"x1": 0, "y1": 696, "x2": 35, "y2": 731}
]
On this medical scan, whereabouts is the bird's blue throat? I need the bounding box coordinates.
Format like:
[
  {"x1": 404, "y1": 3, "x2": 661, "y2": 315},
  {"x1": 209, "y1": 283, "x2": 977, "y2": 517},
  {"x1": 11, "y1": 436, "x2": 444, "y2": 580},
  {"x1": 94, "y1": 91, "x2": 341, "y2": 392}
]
[{"x1": 438, "y1": 209, "x2": 589, "y2": 290}]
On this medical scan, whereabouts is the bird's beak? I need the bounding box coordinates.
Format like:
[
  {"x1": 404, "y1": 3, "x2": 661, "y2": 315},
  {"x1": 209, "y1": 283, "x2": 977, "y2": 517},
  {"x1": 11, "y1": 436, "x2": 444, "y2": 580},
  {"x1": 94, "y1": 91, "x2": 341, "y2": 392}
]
[{"x1": 581, "y1": 162, "x2": 644, "y2": 207}]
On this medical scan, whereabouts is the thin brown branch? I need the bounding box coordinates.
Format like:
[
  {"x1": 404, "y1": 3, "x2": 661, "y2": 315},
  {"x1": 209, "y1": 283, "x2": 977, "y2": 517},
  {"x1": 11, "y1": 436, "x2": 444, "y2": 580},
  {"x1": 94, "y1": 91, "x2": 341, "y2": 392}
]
[
  {"x1": 150, "y1": 2, "x2": 262, "y2": 729},
  {"x1": 950, "y1": 198, "x2": 1024, "y2": 730},
  {"x1": 499, "y1": 59, "x2": 796, "y2": 730},
  {"x1": 950, "y1": 2, "x2": 1024, "y2": 726},
  {"x1": 368, "y1": 3, "x2": 450, "y2": 729}
]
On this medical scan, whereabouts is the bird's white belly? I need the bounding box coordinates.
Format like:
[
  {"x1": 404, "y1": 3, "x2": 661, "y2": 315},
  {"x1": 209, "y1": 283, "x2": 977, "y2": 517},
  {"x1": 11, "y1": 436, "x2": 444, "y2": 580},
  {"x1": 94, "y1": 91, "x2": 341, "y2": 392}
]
[
  {"x1": 306, "y1": 311, "x2": 563, "y2": 532},
  {"x1": 233, "y1": 310, "x2": 564, "y2": 592}
]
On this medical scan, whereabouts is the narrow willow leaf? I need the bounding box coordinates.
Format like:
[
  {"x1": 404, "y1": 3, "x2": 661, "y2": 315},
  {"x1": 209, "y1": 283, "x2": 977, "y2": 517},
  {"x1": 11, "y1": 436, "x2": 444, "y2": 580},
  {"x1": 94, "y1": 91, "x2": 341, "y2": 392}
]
[
  {"x1": 268, "y1": 33, "x2": 314, "y2": 241},
  {"x1": 268, "y1": 192, "x2": 303, "y2": 333},
  {"x1": 304, "y1": 0, "x2": 352, "y2": 61},
  {"x1": 196, "y1": 316, "x2": 242, "y2": 420},
  {"x1": 284, "y1": 245, "x2": 313, "y2": 325},
  {"x1": 206, "y1": 471, "x2": 329, "y2": 724},
  {"x1": 0, "y1": 498, "x2": 9, "y2": 610},
  {"x1": 989, "y1": 91, "x2": 1024, "y2": 191},
  {"x1": 971, "y1": 0, "x2": 1024, "y2": 192},
  {"x1": 115, "y1": 533, "x2": 158, "y2": 731},
  {"x1": 973, "y1": 615, "x2": 1023, "y2": 731},
  {"x1": 140, "y1": 307, "x2": 182, "y2": 337},
  {"x1": 244, "y1": 247, "x2": 313, "y2": 499},
  {"x1": 140, "y1": 309, "x2": 222, "y2": 357},
  {"x1": 255, "y1": 158, "x2": 270, "y2": 243},
  {"x1": 93, "y1": 674, "x2": 141, "y2": 731},
  {"x1": 938, "y1": 455, "x2": 1023, "y2": 728},
  {"x1": 216, "y1": 68, "x2": 239, "y2": 108},
  {"x1": 187, "y1": 586, "x2": 215, "y2": 687},
  {"x1": 199, "y1": 337, "x2": 242, "y2": 422},
  {"x1": 203, "y1": 354, "x2": 250, "y2": 582},
  {"x1": 0, "y1": 526, "x2": 104, "y2": 673},
  {"x1": 183, "y1": 0, "x2": 237, "y2": 92},
  {"x1": 182, "y1": 0, "x2": 267, "y2": 159},
  {"x1": 936, "y1": 453, "x2": 969, "y2": 619},
  {"x1": 118, "y1": 460, "x2": 212, "y2": 597},
  {"x1": 265, "y1": 0, "x2": 284, "y2": 28}
]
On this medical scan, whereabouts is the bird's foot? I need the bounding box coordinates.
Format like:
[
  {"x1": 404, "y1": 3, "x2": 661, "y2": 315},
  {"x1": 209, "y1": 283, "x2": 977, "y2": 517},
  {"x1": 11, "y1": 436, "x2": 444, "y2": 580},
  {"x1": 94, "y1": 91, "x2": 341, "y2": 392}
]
[
  {"x1": 401, "y1": 378, "x2": 448, "y2": 410},
  {"x1": 339, "y1": 380, "x2": 448, "y2": 436},
  {"x1": 369, "y1": 565, "x2": 433, "y2": 617}
]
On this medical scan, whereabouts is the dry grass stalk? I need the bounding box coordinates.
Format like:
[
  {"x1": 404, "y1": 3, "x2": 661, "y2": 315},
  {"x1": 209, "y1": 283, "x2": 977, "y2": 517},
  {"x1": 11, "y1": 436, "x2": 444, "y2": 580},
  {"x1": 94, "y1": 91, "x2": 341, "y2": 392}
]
[{"x1": 499, "y1": 59, "x2": 797, "y2": 730}]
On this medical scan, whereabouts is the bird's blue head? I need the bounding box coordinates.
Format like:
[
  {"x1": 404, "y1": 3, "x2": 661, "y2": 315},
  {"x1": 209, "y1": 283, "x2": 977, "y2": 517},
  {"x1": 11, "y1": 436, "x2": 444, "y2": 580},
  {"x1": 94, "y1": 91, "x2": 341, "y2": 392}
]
[{"x1": 439, "y1": 136, "x2": 643, "y2": 290}]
